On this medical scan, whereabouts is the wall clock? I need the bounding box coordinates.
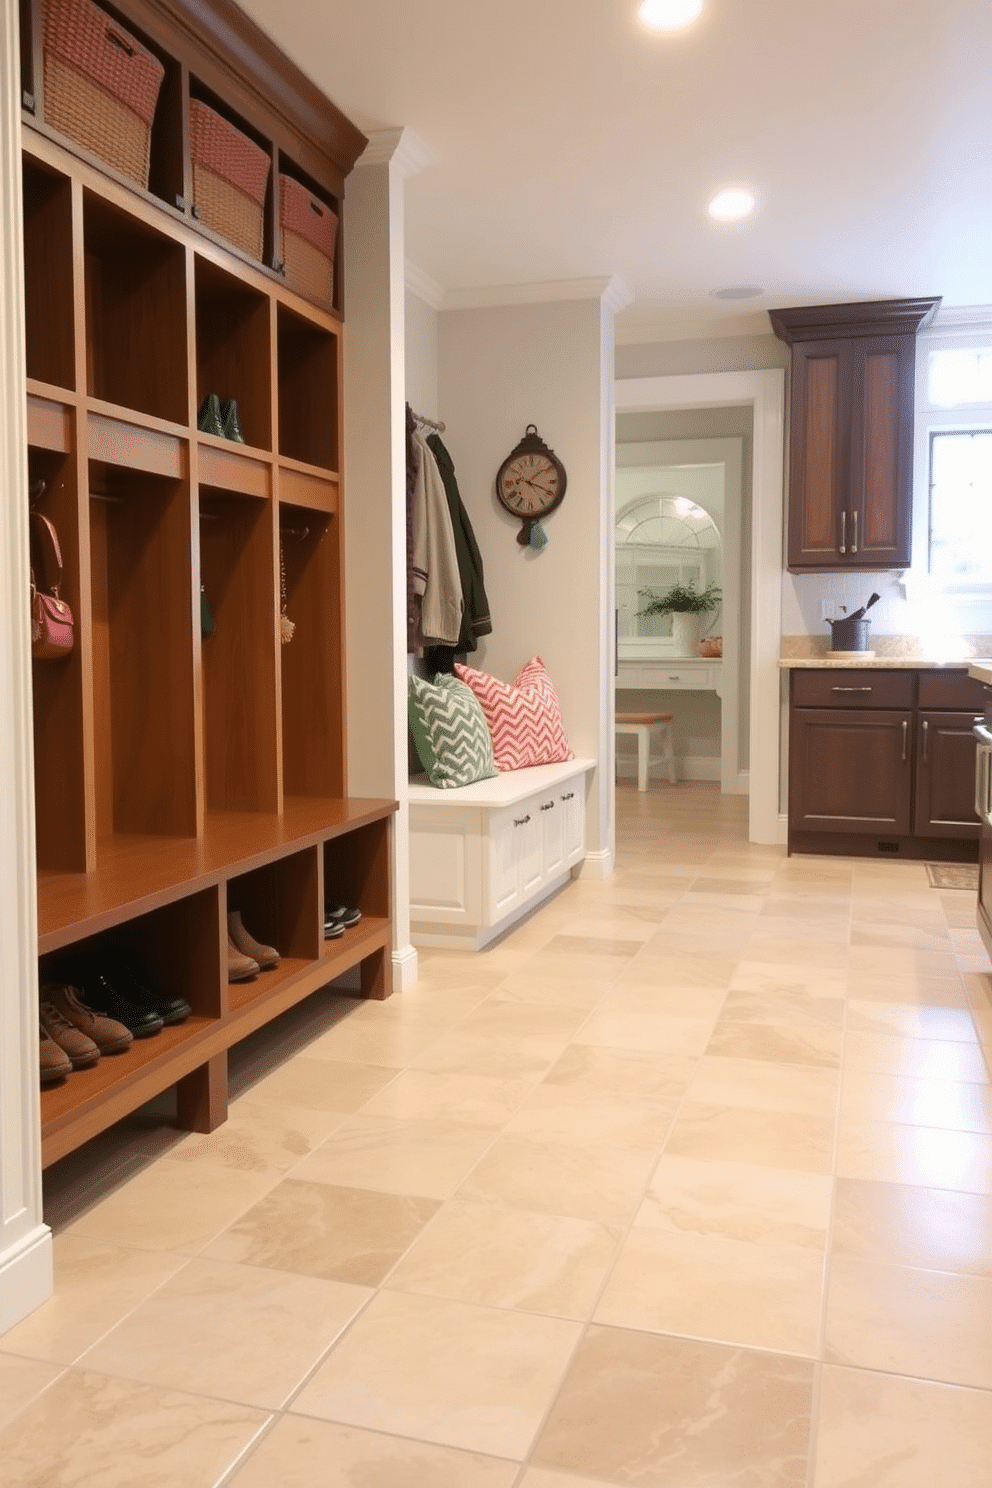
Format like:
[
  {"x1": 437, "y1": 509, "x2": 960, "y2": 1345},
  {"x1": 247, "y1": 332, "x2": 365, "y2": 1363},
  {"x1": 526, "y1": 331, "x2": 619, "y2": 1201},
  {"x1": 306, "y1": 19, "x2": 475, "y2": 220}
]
[{"x1": 495, "y1": 425, "x2": 567, "y2": 546}]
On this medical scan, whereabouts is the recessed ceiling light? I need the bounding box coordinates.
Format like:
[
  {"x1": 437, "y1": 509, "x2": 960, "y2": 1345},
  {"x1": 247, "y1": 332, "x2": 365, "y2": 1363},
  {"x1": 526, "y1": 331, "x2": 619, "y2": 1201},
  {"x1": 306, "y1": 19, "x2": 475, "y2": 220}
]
[
  {"x1": 711, "y1": 285, "x2": 764, "y2": 300},
  {"x1": 707, "y1": 188, "x2": 755, "y2": 221},
  {"x1": 637, "y1": 0, "x2": 703, "y2": 32}
]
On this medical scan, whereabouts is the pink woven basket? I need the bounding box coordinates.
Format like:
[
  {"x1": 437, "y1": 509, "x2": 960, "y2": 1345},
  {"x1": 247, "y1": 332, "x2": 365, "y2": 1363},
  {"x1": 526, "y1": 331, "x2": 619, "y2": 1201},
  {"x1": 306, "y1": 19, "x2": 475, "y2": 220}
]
[
  {"x1": 43, "y1": 0, "x2": 164, "y2": 186},
  {"x1": 189, "y1": 99, "x2": 271, "y2": 260},
  {"x1": 279, "y1": 175, "x2": 338, "y2": 308}
]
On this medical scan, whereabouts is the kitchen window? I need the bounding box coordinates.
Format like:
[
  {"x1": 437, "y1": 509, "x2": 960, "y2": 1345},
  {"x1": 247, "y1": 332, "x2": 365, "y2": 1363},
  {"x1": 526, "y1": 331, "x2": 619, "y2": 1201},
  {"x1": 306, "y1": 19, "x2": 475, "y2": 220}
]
[
  {"x1": 915, "y1": 327, "x2": 992, "y2": 589},
  {"x1": 929, "y1": 429, "x2": 992, "y2": 583}
]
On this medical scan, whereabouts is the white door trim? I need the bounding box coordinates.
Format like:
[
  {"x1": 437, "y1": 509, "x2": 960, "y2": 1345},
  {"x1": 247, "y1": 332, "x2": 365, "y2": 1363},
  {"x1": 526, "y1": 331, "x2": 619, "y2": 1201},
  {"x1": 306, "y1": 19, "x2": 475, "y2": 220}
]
[{"x1": 615, "y1": 370, "x2": 785, "y2": 845}]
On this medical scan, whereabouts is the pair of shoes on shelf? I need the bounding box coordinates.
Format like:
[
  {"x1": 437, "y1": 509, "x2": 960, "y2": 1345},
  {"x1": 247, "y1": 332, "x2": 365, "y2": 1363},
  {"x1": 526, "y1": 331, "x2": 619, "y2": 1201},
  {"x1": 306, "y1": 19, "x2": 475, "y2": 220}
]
[
  {"x1": 324, "y1": 903, "x2": 361, "y2": 939},
  {"x1": 197, "y1": 393, "x2": 245, "y2": 444},
  {"x1": 227, "y1": 911, "x2": 280, "y2": 982},
  {"x1": 39, "y1": 984, "x2": 133, "y2": 1076},
  {"x1": 76, "y1": 959, "x2": 192, "y2": 1037}
]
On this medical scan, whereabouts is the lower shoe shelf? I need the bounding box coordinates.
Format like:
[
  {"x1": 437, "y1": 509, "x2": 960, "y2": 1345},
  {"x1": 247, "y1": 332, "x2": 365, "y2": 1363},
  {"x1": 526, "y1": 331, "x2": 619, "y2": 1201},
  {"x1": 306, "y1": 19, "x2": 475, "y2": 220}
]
[{"x1": 38, "y1": 800, "x2": 396, "y2": 1167}]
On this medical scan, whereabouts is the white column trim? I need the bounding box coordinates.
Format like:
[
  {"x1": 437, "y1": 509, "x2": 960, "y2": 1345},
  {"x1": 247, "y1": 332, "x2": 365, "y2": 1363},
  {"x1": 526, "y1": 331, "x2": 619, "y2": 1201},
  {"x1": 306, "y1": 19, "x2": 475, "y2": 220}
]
[
  {"x1": 0, "y1": 0, "x2": 52, "y2": 1334},
  {"x1": 615, "y1": 370, "x2": 786, "y2": 845}
]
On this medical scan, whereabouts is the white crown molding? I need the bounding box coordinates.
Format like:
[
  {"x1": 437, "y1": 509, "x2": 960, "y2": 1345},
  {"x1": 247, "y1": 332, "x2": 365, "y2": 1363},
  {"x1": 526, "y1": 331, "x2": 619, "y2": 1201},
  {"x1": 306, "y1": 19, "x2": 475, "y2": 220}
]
[
  {"x1": 616, "y1": 305, "x2": 776, "y2": 344},
  {"x1": 355, "y1": 127, "x2": 436, "y2": 177},
  {"x1": 443, "y1": 276, "x2": 628, "y2": 311},
  {"x1": 930, "y1": 304, "x2": 992, "y2": 332},
  {"x1": 405, "y1": 261, "x2": 444, "y2": 310}
]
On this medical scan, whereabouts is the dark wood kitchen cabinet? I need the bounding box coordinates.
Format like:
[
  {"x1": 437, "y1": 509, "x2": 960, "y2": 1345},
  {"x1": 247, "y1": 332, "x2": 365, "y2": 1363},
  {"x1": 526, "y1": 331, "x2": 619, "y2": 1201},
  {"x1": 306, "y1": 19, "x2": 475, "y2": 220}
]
[
  {"x1": 770, "y1": 299, "x2": 940, "y2": 572},
  {"x1": 788, "y1": 667, "x2": 982, "y2": 859}
]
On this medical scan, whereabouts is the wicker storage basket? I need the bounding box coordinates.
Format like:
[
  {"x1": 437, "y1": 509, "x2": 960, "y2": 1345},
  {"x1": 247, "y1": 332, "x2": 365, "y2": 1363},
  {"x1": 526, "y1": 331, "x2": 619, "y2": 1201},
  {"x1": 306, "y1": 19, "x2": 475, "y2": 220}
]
[
  {"x1": 279, "y1": 175, "x2": 338, "y2": 308},
  {"x1": 189, "y1": 99, "x2": 271, "y2": 261},
  {"x1": 43, "y1": 0, "x2": 164, "y2": 188}
]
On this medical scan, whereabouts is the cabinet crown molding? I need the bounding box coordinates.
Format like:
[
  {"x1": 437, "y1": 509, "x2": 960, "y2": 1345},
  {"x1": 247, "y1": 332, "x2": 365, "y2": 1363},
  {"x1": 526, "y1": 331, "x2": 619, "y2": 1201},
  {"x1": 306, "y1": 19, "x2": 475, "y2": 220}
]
[{"x1": 769, "y1": 296, "x2": 941, "y2": 344}]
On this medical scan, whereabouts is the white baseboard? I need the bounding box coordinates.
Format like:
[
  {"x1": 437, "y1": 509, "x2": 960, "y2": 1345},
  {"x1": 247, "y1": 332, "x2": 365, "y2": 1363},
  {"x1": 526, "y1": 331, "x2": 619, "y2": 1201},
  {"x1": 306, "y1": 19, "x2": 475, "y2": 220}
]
[
  {"x1": 777, "y1": 812, "x2": 788, "y2": 845},
  {"x1": 737, "y1": 770, "x2": 750, "y2": 795},
  {"x1": 0, "y1": 1225, "x2": 52, "y2": 1335},
  {"x1": 392, "y1": 943, "x2": 419, "y2": 991},
  {"x1": 616, "y1": 755, "x2": 719, "y2": 784},
  {"x1": 579, "y1": 848, "x2": 614, "y2": 880}
]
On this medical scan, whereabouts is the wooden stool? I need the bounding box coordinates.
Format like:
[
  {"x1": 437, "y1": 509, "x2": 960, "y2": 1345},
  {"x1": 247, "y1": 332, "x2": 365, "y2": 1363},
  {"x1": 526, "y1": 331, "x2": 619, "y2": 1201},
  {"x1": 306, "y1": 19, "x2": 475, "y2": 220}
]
[{"x1": 616, "y1": 711, "x2": 676, "y2": 791}]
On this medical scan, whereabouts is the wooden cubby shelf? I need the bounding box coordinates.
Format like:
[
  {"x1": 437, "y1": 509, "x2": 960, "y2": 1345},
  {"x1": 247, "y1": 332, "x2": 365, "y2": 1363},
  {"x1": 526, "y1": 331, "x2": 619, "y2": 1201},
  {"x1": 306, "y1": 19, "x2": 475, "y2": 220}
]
[{"x1": 21, "y1": 0, "x2": 379, "y2": 1171}]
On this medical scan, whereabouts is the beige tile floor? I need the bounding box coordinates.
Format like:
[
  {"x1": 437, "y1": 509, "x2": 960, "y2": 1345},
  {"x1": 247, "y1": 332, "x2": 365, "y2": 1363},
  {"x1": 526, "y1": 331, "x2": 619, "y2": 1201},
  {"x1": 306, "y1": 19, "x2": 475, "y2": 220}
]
[{"x1": 3, "y1": 782, "x2": 992, "y2": 1485}]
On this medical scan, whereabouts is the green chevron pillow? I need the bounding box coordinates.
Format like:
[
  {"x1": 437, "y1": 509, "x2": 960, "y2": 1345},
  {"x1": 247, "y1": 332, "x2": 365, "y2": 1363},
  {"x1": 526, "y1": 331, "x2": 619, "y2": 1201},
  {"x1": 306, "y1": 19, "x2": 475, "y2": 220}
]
[{"x1": 408, "y1": 673, "x2": 498, "y2": 789}]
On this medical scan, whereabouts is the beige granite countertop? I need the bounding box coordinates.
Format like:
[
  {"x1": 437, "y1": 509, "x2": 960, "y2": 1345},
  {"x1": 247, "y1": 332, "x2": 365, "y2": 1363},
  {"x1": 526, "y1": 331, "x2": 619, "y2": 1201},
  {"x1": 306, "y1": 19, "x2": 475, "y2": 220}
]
[{"x1": 780, "y1": 635, "x2": 992, "y2": 670}]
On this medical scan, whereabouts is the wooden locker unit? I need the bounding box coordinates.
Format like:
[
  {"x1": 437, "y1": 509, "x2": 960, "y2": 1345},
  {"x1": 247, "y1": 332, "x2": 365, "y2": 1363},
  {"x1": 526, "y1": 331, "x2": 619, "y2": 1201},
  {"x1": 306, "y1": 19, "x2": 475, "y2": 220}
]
[{"x1": 20, "y1": 0, "x2": 395, "y2": 1168}]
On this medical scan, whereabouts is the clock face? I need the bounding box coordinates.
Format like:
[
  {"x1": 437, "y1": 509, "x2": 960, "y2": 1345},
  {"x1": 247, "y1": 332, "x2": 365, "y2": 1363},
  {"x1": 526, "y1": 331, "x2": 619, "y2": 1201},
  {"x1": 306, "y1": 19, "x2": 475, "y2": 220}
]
[{"x1": 497, "y1": 452, "x2": 563, "y2": 517}]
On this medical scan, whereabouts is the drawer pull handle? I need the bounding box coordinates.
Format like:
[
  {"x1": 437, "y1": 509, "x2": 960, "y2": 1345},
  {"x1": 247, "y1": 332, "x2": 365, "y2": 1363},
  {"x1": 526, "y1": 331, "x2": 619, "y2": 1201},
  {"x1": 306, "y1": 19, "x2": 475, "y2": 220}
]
[
  {"x1": 851, "y1": 510, "x2": 858, "y2": 553},
  {"x1": 540, "y1": 801, "x2": 555, "y2": 812},
  {"x1": 561, "y1": 792, "x2": 574, "y2": 801},
  {"x1": 830, "y1": 686, "x2": 872, "y2": 693},
  {"x1": 840, "y1": 511, "x2": 847, "y2": 554},
  {"x1": 902, "y1": 719, "x2": 908, "y2": 761},
  {"x1": 513, "y1": 814, "x2": 530, "y2": 827},
  {"x1": 922, "y1": 719, "x2": 929, "y2": 763},
  {"x1": 668, "y1": 675, "x2": 681, "y2": 681}
]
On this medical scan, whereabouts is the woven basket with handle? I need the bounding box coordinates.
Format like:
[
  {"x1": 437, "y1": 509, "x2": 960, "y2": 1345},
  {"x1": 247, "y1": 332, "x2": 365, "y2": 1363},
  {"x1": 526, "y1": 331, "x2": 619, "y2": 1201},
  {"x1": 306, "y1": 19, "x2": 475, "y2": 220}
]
[
  {"x1": 279, "y1": 175, "x2": 338, "y2": 308},
  {"x1": 43, "y1": 0, "x2": 164, "y2": 188},
  {"x1": 189, "y1": 100, "x2": 270, "y2": 261}
]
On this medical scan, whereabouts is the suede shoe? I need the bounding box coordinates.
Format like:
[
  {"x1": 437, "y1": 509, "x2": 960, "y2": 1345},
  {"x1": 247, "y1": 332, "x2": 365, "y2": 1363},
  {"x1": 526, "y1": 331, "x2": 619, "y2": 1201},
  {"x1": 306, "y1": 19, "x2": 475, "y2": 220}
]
[
  {"x1": 228, "y1": 910, "x2": 279, "y2": 970},
  {"x1": 106, "y1": 957, "x2": 191, "y2": 1026},
  {"x1": 74, "y1": 972, "x2": 162, "y2": 1039},
  {"x1": 227, "y1": 938, "x2": 259, "y2": 982},
  {"x1": 41, "y1": 984, "x2": 132, "y2": 1057},
  {"x1": 39, "y1": 1021, "x2": 75, "y2": 1082}
]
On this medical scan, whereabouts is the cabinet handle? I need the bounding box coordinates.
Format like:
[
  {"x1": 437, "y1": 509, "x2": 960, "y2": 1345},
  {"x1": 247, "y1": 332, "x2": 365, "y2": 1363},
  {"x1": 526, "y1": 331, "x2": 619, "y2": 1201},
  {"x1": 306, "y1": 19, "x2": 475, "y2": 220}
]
[
  {"x1": 513, "y1": 814, "x2": 530, "y2": 827},
  {"x1": 839, "y1": 511, "x2": 847, "y2": 554},
  {"x1": 922, "y1": 719, "x2": 929, "y2": 763},
  {"x1": 561, "y1": 792, "x2": 574, "y2": 801},
  {"x1": 540, "y1": 800, "x2": 555, "y2": 812},
  {"x1": 668, "y1": 674, "x2": 681, "y2": 681},
  {"x1": 851, "y1": 510, "x2": 858, "y2": 554},
  {"x1": 830, "y1": 686, "x2": 872, "y2": 693},
  {"x1": 901, "y1": 719, "x2": 908, "y2": 761}
]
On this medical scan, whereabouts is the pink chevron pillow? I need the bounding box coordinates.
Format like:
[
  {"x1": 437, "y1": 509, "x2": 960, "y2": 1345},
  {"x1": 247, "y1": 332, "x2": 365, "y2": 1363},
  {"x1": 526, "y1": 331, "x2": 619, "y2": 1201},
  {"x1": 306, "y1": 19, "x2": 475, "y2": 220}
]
[{"x1": 454, "y1": 657, "x2": 573, "y2": 771}]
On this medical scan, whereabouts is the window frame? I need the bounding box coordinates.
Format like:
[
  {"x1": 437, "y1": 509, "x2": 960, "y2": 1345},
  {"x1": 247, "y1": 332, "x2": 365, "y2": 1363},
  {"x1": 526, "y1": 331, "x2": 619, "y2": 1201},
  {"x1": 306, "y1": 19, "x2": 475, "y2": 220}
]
[{"x1": 912, "y1": 316, "x2": 992, "y2": 595}]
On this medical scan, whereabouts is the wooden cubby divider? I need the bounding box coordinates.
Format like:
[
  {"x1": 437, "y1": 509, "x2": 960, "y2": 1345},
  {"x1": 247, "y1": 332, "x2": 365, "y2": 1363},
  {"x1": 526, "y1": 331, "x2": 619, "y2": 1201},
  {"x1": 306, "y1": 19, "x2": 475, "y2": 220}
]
[{"x1": 21, "y1": 0, "x2": 384, "y2": 1172}]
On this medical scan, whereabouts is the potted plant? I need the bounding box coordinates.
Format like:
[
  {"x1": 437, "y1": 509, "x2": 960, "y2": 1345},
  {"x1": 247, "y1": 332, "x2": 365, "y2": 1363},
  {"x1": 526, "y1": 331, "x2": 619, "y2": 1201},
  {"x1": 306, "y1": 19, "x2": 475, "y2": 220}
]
[{"x1": 637, "y1": 580, "x2": 722, "y2": 657}]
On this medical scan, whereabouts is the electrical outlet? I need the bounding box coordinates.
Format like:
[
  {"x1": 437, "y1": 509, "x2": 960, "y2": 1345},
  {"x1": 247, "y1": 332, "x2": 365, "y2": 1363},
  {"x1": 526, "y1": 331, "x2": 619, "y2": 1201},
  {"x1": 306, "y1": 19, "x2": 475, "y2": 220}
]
[{"x1": 820, "y1": 600, "x2": 837, "y2": 620}]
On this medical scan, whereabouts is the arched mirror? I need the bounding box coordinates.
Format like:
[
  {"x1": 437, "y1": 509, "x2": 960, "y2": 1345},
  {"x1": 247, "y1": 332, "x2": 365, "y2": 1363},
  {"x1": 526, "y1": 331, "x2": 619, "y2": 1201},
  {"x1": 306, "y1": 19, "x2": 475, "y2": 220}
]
[{"x1": 616, "y1": 490, "x2": 722, "y2": 656}]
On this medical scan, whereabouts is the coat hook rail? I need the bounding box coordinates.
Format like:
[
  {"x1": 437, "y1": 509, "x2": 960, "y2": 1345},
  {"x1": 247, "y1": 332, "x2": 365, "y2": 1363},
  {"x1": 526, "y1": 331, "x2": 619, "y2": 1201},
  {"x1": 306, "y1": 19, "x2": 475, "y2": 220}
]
[
  {"x1": 280, "y1": 524, "x2": 310, "y2": 540},
  {"x1": 412, "y1": 410, "x2": 446, "y2": 433}
]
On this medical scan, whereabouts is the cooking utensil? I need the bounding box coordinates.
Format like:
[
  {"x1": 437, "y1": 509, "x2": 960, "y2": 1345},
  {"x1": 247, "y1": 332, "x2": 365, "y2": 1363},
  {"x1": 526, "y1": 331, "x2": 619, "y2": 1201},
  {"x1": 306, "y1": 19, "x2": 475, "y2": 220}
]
[{"x1": 845, "y1": 592, "x2": 880, "y2": 622}]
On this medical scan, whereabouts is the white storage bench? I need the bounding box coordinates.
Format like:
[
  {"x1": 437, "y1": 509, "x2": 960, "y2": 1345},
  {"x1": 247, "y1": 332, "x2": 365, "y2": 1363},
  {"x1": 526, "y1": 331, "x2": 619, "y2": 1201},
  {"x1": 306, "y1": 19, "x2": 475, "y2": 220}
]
[{"x1": 408, "y1": 758, "x2": 596, "y2": 950}]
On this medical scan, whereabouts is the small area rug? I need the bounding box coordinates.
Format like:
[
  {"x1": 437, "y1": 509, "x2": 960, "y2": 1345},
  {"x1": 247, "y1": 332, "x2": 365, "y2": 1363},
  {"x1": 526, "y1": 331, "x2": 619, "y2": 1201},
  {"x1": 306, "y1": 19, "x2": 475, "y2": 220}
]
[{"x1": 926, "y1": 862, "x2": 979, "y2": 890}]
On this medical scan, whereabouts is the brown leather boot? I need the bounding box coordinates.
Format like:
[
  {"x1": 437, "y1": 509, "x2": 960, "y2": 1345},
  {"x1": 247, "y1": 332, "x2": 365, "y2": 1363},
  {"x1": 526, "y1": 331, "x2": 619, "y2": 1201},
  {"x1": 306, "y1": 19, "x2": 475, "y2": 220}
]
[{"x1": 228, "y1": 911, "x2": 279, "y2": 970}]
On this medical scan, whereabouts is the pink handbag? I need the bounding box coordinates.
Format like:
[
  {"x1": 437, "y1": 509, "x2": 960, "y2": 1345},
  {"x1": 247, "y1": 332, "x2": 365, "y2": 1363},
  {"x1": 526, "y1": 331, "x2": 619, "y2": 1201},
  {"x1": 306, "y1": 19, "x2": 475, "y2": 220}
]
[{"x1": 30, "y1": 511, "x2": 74, "y2": 659}]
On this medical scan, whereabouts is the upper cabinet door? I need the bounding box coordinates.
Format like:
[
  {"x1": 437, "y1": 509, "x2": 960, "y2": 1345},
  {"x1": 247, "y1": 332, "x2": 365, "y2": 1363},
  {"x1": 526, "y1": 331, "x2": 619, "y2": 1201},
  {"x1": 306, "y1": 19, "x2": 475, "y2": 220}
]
[
  {"x1": 848, "y1": 334, "x2": 916, "y2": 569},
  {"x1": 787, "y1": 337, "x2": 852, "y2": 568},
  {"x1": 770, "y1": 298, "x2": 940, "y2": 574}
]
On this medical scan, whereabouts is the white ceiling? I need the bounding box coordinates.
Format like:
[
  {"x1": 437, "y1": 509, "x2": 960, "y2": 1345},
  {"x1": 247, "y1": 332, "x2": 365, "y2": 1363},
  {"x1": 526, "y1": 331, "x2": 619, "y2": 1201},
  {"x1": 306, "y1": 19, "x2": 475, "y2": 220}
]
[{"x1": 239, "y1": 0, "x2": 992, "y2": 340}]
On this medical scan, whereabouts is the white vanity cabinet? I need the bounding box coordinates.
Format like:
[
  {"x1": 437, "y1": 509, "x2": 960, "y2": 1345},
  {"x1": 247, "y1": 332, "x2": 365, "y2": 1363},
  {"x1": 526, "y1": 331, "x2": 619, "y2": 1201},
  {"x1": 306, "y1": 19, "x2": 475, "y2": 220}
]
[
  {"x1": 408, "y1": 759, "x2": 596, "y2": 949},
  {"x1": 616, "y1": 658, "x2": 723, "y2": 694}
]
